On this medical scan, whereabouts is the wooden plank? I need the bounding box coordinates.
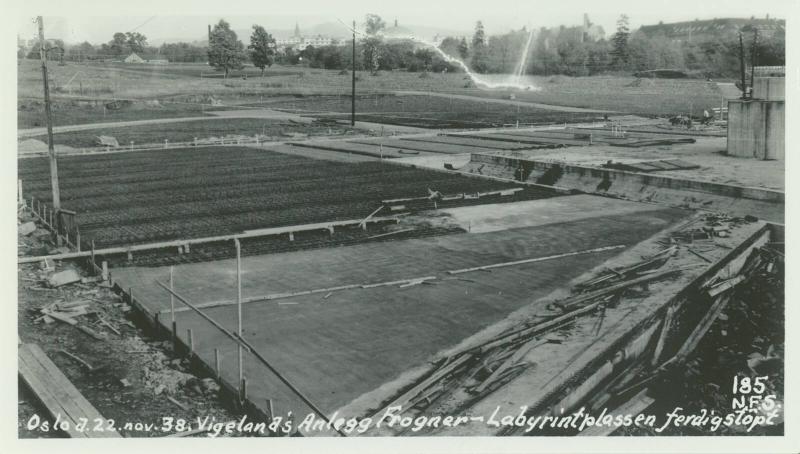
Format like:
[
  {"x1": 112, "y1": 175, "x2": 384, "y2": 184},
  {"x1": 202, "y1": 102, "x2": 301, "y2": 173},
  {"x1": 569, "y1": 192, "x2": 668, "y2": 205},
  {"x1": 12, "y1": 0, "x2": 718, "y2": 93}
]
[
  {"x1": 554, "y1": 267, "x2": 684, "y2": 312},
  {"x1": 671, "y1": 295, "x2": 732, "y2": 364},
  {"x1": 44, "y1": 311, "x2": 77, "y2": 326},
  {"x1": 23, "y1": 346, "x2": 101, "y2": 420},
  {"x1": 374, "y1": 354, "x2": 472, "y2": 417},
  {"x1": 18, "y1": 344, "x2": 121, "y2": 438},
  {"x1": 651, "y1": 305, "x2": 676, "y2": 367},
  {"x1": 474, "y1": 338, "x2": 548, "y2": 393}
]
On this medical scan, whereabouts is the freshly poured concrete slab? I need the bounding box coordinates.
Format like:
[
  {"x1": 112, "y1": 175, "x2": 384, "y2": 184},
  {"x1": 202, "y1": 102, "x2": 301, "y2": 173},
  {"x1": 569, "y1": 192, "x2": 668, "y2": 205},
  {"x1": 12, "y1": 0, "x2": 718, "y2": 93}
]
[{"x1": 111, "y1": 198, "x2": 690, "y2": 421}]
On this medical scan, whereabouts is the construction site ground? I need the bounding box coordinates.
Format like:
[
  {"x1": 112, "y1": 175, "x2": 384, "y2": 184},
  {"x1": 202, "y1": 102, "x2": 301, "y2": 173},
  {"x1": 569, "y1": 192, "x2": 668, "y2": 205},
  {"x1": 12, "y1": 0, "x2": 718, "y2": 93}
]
[
  {"x1": 400, "y1": 133, "x2": 784, "y2": 192},
  {"x1": 110, "y1": 196, "x2": 690, "y2": 421},
  {"x1": 358, "y1": 217, "x2": 770, "y2": 436},
  {"x1": 17, "y1": 219, "x2": 240, "y2": 437}
]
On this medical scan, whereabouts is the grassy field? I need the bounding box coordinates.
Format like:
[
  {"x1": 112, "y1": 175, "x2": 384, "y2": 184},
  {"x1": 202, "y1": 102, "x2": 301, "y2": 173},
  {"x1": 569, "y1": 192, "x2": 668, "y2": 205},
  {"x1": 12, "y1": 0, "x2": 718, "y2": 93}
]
[
  {"x1": 18, "y1": 146, "x2": 543, "y2": 248},
  {"x1": 31, "y1": 118, "x2": 352, "y2": 148},
  {"x1": 18, "y1": 98, "x2": 229, "y2": 129},
  {"x1": 18, "y1": 59, "x2": 729, "y2": 129}
]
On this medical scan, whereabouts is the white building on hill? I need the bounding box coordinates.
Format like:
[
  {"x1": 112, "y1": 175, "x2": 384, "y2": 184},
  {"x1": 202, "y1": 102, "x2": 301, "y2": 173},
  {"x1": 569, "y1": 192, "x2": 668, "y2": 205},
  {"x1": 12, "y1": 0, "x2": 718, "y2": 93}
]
[{"x1": 276, "y1": 23, "x2": 343, "y2": 50}]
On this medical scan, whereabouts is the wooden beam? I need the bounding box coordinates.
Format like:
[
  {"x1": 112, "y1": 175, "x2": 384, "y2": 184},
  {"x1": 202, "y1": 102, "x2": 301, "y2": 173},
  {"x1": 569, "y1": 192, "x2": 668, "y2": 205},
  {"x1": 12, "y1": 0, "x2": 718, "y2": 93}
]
[
  {"x1": 670, "y1": 294, "x2": 732, "y2": 365},
  {"x1": 474, "y1": 338, "x2": 549, "y2": 393},
  {"x1": 373, "y1": 353, "x2": 472, "y2": 417},
  {"x1": 18, "y1": 215, "x2": 402, "y2": 264},
  {"x1": 359, "y1": 205, "x2": 384, "y2": 229},
  {"x1": 18, "y1": 344, "x2": 121, "y2": 438},
  {"x1": 556, "y1": 268, "x2": 685, "y2": 312},
  {"x1": 651, "y1": 305, "x2": 675, "y2": 367}
]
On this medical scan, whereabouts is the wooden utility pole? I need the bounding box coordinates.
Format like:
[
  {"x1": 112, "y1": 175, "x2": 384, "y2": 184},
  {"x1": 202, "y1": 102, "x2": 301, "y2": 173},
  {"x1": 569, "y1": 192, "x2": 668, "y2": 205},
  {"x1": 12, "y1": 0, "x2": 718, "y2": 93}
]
[
  {"x1": 38, "y1": 16, "x2": 61, "y2": 234},
  {"x1": 351, "y1": 20, "x2": 356, "y2": 126},
  {"x1": 738, "y1": 31, "x2": 747, "y2": 99},
  {"x1": 750, "y1": 28, "x2": 759, "y2": 90}
]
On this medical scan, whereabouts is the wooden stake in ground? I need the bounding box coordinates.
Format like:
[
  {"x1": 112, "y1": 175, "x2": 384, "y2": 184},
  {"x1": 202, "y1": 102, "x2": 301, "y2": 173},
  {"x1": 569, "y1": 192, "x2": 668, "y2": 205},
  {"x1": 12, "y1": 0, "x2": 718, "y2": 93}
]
[{"x1": 170, "y1": 266, "x2": 177, "y2": 351}]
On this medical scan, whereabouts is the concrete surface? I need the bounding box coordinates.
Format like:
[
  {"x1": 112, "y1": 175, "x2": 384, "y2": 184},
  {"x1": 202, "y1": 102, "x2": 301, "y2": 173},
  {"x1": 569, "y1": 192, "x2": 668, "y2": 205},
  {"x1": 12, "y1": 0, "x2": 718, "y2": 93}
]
[{"x1": 111, "y1": 198, "x2": 690, "y2": 420}]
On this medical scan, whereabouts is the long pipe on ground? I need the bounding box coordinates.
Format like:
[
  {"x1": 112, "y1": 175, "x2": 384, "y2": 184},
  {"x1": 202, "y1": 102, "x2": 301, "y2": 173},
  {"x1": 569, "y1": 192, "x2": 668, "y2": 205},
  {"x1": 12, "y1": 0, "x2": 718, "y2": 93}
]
[{"x1": 18, "y1": 215, "x2": 401, "y2": 264}]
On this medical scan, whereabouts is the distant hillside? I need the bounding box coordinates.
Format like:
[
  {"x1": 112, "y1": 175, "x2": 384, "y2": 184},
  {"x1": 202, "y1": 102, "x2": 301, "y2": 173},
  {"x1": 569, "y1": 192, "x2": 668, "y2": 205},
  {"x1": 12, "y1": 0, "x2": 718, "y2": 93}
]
[{"x1": 638, "y1": 17, "x2": 785, "y2": 40}]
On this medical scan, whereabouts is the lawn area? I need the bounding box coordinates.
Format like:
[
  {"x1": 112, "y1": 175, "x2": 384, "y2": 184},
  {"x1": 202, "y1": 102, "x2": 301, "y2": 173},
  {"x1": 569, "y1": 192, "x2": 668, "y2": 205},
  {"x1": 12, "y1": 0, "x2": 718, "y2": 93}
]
[
  {"x1": 18, "y1": 98, "x2": 229, "y2": 129},
  {"x1": 31, "y1": 118, "x2": 352, "y2": 148},
  {"x1": 464, "y1": 74, "x2": 727, "y2": 117},
  {"x1": 18, "y1": 59, "x2": 728, "y2": 130}
]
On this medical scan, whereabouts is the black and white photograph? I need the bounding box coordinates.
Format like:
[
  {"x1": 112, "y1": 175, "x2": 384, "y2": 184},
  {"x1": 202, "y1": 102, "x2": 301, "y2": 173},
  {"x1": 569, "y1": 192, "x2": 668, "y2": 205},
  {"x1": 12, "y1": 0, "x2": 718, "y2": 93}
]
[{"x1": 4, "y1": 0, "x2": 798, "y2": 452}]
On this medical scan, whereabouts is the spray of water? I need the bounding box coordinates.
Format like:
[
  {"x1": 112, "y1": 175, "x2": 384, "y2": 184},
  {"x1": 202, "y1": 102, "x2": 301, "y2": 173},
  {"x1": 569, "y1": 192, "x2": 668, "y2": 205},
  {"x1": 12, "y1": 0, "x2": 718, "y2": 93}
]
[
  {"x1": 513, "y1": 28, "x2": 536, "y2": 85},
  {"x1": 385, "y1": 33, "x2": 539, "y2": 91}
]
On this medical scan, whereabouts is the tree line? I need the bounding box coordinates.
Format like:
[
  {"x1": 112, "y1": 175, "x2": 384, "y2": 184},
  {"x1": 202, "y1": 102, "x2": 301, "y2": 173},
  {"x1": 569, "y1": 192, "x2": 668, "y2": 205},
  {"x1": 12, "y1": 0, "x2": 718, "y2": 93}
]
[{"x1": 19, "y1": 14, "x2": 785, "y2": 79}]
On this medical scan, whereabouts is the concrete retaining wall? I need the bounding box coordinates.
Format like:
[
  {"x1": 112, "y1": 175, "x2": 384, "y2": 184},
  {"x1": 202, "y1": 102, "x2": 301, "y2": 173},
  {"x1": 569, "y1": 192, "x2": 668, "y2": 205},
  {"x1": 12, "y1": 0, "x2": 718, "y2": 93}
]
[
  {"x1": 727, "y1": 99, "x2": 785, "y2": 160},
  {"x1": 467, "y1": 154, "x2": 784, "y2": 223},
  {"x1": 471, "y1": 154, "x2": 784, "y2": 203},
  {"x1": 753, "y1": 77, "x2": 785, "y2": 100}
]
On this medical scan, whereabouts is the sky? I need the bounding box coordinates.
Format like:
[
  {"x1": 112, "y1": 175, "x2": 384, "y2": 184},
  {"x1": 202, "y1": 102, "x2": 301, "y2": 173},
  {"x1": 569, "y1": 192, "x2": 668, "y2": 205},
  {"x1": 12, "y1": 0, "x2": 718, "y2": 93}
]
[{"x1": 14, "y1": 0, "x2": 794, "y2": 45}]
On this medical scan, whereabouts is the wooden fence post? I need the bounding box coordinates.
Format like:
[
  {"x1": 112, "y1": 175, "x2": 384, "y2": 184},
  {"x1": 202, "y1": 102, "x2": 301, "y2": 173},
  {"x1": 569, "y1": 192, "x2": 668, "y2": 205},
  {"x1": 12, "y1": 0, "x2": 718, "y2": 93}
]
[
  {"x1": 170, "y1": 266, "x2": 177, "y2": 352},
  {"x1": 214, "y1": 348, "x2": 220, "y2": 379}
]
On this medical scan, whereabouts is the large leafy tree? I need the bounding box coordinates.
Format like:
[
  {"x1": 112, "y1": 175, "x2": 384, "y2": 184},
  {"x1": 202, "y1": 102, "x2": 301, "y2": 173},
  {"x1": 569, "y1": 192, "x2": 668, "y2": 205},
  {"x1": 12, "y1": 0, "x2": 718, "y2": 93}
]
[
  {"x1": 208, "y1": 19, "x2": 246, "y2": 78},
  {"x1": 125, "y1": 32, "x2": 148, "y2": 53},
  {"x1": 110, "y1": 32, "x2": 128, "y2": 57},
  {"x1": 249, "y1": 25, "x2": 276, "y2": 75},
  {"x1": 364, "y1": 14, "x2": 386, "y2": 35},
  {"x1": 363, "y1": 14, "x2": 386, "y2": 75}
]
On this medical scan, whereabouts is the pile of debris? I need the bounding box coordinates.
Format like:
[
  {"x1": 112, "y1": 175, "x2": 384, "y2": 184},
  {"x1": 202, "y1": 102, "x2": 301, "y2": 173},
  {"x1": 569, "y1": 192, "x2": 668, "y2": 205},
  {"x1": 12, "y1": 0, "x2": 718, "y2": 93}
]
[
  {"x1": 366, "y1": 242, "x2": 692, "y2": 421},
  {"x1": 642, "y1": 242, "x2": 785, "y2": 435},
  {"x1": 368, "y1": 214, "x2": 757, "y2": 427},
  {"x1": 667, "y1": 213, "x2": 755, "y2": 243},
  {"x1": 30, "y1": 290, "x2": 125, "y2": 341}
]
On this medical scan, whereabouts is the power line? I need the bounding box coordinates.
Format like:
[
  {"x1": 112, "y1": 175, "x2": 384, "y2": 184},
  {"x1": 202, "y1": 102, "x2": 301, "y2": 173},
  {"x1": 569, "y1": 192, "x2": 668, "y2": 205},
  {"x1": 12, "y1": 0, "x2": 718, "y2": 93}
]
[{"x1": 127, "y1": 16, "x2": 157, "y2": 34}]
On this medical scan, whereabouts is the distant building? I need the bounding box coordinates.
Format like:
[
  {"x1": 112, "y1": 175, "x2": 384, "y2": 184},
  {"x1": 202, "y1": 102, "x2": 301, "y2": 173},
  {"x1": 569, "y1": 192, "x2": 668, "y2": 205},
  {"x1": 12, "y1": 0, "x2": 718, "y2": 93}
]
[
  {"x1": 124, "y1": 53, "x2": 145, "y2": 63},
  {"x1": 276, "y1": 23, "x2": 343, "y2": 51},
  {"x1": 124, "y1": 53, "x2": 169, "y2": 64},
  {"x1": 582, "y1": 14, "x2": 605, "y2": 42},
  {"x1": 536, "y1": 14, "x2": 605, "y2": 46}
]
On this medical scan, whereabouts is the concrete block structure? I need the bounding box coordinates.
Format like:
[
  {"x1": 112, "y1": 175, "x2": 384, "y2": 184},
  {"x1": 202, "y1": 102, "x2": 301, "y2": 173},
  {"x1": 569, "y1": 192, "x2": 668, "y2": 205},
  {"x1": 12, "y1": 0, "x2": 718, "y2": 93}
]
[
  {"x1": 727, "y1": 74, "x2": 785, "y2": 161},
  {"x1": 752, "y1": 77, "x2": 785, "y2": 100}
]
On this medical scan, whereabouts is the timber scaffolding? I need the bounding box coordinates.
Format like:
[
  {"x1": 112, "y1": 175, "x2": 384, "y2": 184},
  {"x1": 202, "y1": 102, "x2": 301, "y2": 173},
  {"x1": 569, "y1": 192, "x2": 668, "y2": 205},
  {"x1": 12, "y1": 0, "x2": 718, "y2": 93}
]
[{"x1": 344, "y1": 215, "x2": 781, "y2": 436}]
